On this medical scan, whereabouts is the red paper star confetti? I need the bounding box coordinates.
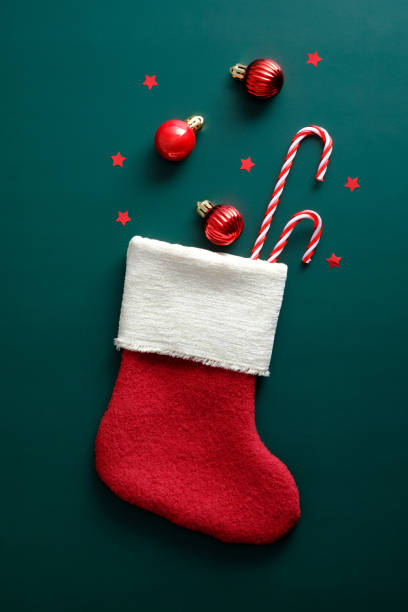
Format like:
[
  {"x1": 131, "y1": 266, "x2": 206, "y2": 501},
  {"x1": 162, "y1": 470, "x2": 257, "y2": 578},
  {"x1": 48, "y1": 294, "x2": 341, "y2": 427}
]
[
  {"x1": 111, "y1": 152, "x2": 126, "y2": 167},
  {"x1": 143, "y1": 75, "x2": 158, "y2": 90},
  {"x1": 344, "y1": 177, "x2": 360, "y2": 192},
  {"x1": 240, "y1": 157, "x2": 255, "y2": 172},
  {"x1": 307, "y1": 52, "x2": 322, "y2": 67},
  {"x1": 326, "y1": 253, "x2": 342, "y2": 268},
  {"x1": 116, "y1": 211, "x2": 131, "y2": 226}
]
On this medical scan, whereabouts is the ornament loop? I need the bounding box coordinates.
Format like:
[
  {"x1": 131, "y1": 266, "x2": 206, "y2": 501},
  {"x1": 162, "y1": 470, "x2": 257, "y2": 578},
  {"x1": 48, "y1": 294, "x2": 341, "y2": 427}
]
[
  {"x1": 186, "y1": 115, "x2": 204, "y2": 133},
  {"x1": 196, "y1": 200, "x2": 214, "y2": 218},
  {"x1": 229, "y1": 63, "x2": 247, "y2": 80}
]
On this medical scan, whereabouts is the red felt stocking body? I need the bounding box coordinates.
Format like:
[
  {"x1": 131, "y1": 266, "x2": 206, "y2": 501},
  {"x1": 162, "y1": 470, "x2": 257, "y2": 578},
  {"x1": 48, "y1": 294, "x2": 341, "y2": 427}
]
[{"x1": 96, "y1": 350, "x2": 300, "y2": 544}]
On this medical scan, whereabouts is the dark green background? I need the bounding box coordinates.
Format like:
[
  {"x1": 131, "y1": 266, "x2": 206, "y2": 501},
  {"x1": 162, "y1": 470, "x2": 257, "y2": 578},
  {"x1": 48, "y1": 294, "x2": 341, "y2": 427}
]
[{"x1": 2, "y1": 1, "x2": 408, "y2": 610}]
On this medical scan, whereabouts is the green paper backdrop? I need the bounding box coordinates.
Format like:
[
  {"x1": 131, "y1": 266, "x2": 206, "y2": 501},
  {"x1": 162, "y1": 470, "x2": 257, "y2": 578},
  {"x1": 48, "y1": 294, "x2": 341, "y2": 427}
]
[{"x1": 1, "y1": 1, "x2": 408, "y2": 610}]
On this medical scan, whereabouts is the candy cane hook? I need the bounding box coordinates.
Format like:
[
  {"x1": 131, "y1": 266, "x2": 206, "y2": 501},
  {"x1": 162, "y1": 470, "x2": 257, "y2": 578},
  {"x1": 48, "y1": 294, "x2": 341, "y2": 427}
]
[
  {"x1": 268, "y1": 210, "x2": 322, "y2": 264},
  {"x1": 251, "y1": 125, "x2": 332, "y2": 260}
]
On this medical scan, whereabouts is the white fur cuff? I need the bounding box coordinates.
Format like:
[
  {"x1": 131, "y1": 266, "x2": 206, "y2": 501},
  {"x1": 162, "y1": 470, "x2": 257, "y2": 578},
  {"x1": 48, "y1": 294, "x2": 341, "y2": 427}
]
[{"x1": 114, "y1": 236, "x2": 287, "y2": 376}]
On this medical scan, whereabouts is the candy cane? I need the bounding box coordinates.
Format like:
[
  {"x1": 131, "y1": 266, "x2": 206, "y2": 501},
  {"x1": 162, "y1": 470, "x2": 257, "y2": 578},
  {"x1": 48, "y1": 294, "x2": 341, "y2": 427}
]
[
  {"x1": 268, "y1": 210, "x2": 322, "y2": 264},
  {"x1": 251, "y1": 125, "x2": 332, "y2": 260}
]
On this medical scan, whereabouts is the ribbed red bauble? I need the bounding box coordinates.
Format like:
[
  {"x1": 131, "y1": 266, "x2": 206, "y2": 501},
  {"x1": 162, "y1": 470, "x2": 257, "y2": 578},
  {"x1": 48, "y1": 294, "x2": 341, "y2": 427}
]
[
  {"x1": 155, "y1": 115, "x2": 204, "y2": 161},
  {"x1": 197, "y1": 200, "x2": 244, "y2": 246},
  {"x1": 230, "y1": 58, "x2": 284, "y2": 99}
]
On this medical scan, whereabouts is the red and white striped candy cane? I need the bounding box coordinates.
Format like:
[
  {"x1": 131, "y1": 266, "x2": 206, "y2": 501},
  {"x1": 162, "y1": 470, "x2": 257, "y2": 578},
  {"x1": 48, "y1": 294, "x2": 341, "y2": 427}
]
[
  {"x1": 251, "y1": 125, "x2": 332, "y2": 260},
  {"x1": 268, "y1": 210, "x2": 322, "y2": 264}
]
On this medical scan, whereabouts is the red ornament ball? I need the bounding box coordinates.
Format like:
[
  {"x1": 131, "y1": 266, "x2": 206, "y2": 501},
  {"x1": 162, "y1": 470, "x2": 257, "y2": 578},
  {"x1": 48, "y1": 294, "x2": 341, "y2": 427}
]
[
  {"x1": 197, "y1": 201, "x2": 244, "y2": 246},
  {"x1": 155, "y1": 116, "x2": 203, "y2": 162},
  {"x1": 230, "y1": 58, "x2": 284, "y2": 99}
]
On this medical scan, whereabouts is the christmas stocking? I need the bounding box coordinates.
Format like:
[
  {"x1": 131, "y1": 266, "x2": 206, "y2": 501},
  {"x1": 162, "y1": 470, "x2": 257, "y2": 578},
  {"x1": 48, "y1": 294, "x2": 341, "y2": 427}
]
[{"x1": 95, "y1": 236, "x2": 300, "y2": 544}]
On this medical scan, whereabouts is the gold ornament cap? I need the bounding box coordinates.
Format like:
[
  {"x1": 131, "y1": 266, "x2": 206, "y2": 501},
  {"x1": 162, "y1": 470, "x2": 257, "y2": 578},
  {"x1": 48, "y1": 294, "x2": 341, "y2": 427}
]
[
  {"x1": 196, "y1": 200, "x2": 214, "y2": 218},
  {"x1": 230, "y1": 63, "x2": 248, "y2": 80},
  {"x1": 186, "y1": 115, "x2": 204, "y2": 133}
]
